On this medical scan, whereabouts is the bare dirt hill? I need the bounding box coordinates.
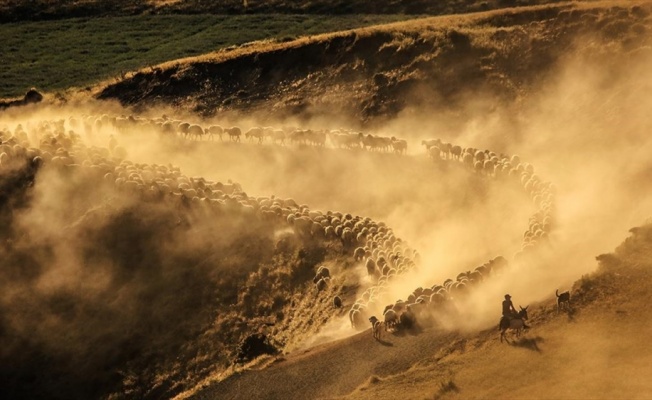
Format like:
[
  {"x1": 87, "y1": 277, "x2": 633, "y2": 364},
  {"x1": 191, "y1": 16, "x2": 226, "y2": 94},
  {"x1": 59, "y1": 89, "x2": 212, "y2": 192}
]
[
  {"x1": 95, "y1": 1, "x2": 652, "y2": 126},
  {"x1": 188, "y1": 223, "x2": 652, "y2": 400}
]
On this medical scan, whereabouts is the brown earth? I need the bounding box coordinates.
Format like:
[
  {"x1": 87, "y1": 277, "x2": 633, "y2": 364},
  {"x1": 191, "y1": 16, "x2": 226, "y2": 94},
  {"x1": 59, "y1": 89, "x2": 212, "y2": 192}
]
[{"x1": 94, "y1": 1, "x2": 652, "y2": 126}]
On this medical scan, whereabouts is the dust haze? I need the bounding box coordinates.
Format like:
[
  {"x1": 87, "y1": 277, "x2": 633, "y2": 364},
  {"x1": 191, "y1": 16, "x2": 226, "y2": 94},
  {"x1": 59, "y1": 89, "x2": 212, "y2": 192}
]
[{"x1": 1, "y1": 14, "x2": 652, "y2": 400}]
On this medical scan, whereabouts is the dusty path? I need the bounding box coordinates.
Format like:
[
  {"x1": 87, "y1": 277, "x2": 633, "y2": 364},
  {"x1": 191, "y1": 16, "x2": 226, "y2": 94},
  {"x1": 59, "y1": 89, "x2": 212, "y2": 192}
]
[{"x1": 192, "y1": 325, "x2": 459, "y2": 400}]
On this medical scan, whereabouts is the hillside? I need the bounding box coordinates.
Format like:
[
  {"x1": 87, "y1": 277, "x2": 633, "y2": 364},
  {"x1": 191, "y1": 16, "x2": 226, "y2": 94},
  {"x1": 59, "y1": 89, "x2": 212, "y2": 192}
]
[
  {"x1": 1, "y1": 0, "x2": 651, "y2": 399},
  {"x1": 342, "y1": 224, "x2": 652, "y2": 400},
  {"x1": 184, "y1": 222, "x2": 652, "y2": 399},
  {"x1": 0, "y1": 0, "x2": 561, "y2": 22},
  {"x1": 0, "y1": 14, "x2": 417, "y2": 99},
  {"x1": 95, "y1": 1, "x2": 652, "y2": 126}
]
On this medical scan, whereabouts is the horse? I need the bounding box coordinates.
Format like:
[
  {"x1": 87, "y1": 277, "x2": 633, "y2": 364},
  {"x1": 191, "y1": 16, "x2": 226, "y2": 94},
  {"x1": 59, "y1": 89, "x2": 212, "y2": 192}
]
[{"x1": 499, "y1": 305, "x2": 529, "y2": 343}]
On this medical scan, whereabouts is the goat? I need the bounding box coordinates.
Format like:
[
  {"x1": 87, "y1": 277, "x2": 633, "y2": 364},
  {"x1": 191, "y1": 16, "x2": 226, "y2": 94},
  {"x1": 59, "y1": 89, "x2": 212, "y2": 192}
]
[{"x1": 556, "y1": 289, "x2": 571, "y2": 313}]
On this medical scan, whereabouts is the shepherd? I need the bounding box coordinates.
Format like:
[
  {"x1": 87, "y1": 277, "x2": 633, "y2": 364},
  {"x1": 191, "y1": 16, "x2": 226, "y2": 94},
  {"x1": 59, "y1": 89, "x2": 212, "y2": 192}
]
[{"x1": 499, "y1": 294, "x2": 530, "y2": 331}]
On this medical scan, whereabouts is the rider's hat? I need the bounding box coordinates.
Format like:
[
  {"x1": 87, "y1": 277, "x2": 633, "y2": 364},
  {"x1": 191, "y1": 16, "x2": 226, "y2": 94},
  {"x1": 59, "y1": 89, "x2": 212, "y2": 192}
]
[{"x1": 504, "y1": 294, "x2": 511, "y2": 299}]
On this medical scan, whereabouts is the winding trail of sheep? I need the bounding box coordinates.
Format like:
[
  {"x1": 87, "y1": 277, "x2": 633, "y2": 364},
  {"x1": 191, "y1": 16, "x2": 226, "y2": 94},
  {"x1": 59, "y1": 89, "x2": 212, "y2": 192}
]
[{"x1": 0, "y1": 112, "x2": 555, "y2": 341}]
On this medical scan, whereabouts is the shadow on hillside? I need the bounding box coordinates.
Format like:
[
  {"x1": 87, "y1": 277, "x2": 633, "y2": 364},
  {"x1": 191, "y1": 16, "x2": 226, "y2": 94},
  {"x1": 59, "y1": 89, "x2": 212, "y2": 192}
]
[
  {"x1": 375, "y1": 338, "x2": 394, "y2": 347},
  {"x1": 391, "y1": 324, "x2": 425, "y2": 338},
  {"x1": 510, "y1": 335, "x2": 545, "y2": 353},
  {"x1": 566, "y1": 307, "x2": 578, "y2": 322}
]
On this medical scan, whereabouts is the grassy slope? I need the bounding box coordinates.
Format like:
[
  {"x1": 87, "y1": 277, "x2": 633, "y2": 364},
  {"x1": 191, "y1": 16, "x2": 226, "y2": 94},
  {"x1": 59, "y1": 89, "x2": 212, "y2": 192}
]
[
  {"x1": 0, "y1": 14, "x2": 421, "y2": 98},
  {"x1": 0, "y1": 0, "x2": 562, "y2": 22},
  {"x1": 191, "y1": 223, "x2": 652, "y2": 400},
  {"x1": 94, "y1": 1, "x2": 652, "y2": 124}
]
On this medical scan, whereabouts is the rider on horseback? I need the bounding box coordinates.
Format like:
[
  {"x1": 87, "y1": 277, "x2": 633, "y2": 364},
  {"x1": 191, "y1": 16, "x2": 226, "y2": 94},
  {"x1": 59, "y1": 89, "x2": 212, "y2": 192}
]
[
  {"x1": 500, "y1": 294, "x2": 530, "y2": 330},
  {"x1": 502, "y1": 294, "x2": 517, "y2": 317}
]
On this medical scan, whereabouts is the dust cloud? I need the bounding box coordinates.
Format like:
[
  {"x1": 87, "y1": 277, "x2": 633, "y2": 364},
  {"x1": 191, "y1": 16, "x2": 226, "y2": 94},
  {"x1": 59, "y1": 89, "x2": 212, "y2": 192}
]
[
  {"x1": 362, "y1": 35, "x2": 652, "y2": 331},
  {"x1": 1, "y1": 15, "x2": 651, "y2": 400},
  {"x1": 214, "y1": 32, "x2": 652, "y2": 336}
]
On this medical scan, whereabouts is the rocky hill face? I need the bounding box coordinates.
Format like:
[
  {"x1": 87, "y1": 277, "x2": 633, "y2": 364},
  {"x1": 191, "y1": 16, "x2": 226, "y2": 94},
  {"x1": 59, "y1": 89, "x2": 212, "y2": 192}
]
[{"x1": 95, "y1": 2, "x2": 652, "y2": 126}]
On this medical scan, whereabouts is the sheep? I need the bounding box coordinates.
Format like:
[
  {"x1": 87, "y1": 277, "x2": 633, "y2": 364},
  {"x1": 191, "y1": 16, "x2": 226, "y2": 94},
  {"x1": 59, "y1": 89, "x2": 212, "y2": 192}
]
[
  {"x1": 207, "y1": 125, "x2": 223, "y2": 141},
  {"x1": 316, "y1": 278, "x2": 328, "y2": 291},
  {"x1": 369, "y1": 316, "x2": 382, "y2": 340},
  {"x1": 334, "y1": 132, "x2": 361, "y2": 149},
  {"x1": 428, "y1": 146, "x2": 441, "y2": 160},
  {"x1": 293, "y1": 216, "x2": 313, "y2": 237},
  {"x1": 353, "y1": 247, "x2": 366, "y2": 261},
  {"x1": 271, "y1": 129, "x2": 286, "y2": 145},
  {"x1": 349, "y1": 308, "x2": 364, "y2": 329},
  {"x1": 177, "y1": 122, "x2": 191, "y2": 137},
  {"x1": 391, "y1": 137, "x2": 408, "y2": 154},
  {"x1": 188, "y1": 124, "x2": 204, "y2": 140},
  {"x1": 225, "y1": 127, "x2": 242, "y2": 142},
  {"x1": 245, "y1": 127, "x2": 265, "y2": 144},
  {"x1": 421, "y1": 139, "x2": 441, "y2": 149},
  {"x1": 316, "y1": 265, "x2": 330, "y2": 279},
  {"x1": 399, "y1": 306, "x2": 416, "y2": 329},
  {"x1": 556, "y1": 289, "x2": 571, "y2": 313},
  {"x1": 429, "y1": 292, "x2": 446, "y2": 305},
  {"x1": 383, "y1": 309, "x2": 398, "y2": 331},
  {"x1": 451, "y1": 145, "x2": 462, "y2": 159},
  {"x1": 440, "y1": 142, "x2": 452, "y2": 159},
  {"x1": 365, "y1": 258, "x2": 377, "y2": 276}
]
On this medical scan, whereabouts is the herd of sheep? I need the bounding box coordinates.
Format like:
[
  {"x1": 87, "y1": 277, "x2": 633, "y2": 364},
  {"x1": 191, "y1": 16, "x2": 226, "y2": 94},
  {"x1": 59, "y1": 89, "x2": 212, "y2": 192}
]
[
  {"x1": 0, "y1": 111, "x2": 556, "y2": 341},
  {"x1": 347, "y1": 139, "x2": 556, "y2": 335},
  {"x1": 422, "y1": 139, "x2": 555, "y2": 256},
  {"x1": 62, "y1": 113, "x2": 411, "y2": 154}
]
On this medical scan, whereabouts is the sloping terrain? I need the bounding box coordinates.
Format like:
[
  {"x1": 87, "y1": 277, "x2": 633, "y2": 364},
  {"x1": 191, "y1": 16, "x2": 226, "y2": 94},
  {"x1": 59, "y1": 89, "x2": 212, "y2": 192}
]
[
  {"x1": 342, "y1": 225, "x2": 652, "y2": 400},
  {"x1": 189, "y1": 223, "x2": 652, "y2": 400},
  {"x1": 95, "y1": 1, "x2": 652, "y2": 124},
  {"x1": 0, "y1": 14, "x2": 420, "y2": 99},
  {"x1": 1, "y1": 112, "x2": 508, "y2": 400},
  {"x1": 1, "y1": 1, "x2": 651, "y2": 399},
  {"x1": 0, "y1": 0, "x2": 559, "y2": 22}
]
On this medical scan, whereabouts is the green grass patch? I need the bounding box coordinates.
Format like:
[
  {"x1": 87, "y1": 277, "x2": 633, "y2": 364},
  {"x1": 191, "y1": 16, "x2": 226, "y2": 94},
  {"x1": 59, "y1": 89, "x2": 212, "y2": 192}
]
[{"x1": 0, "y1": 14, "x2": 423, "y2": 98}]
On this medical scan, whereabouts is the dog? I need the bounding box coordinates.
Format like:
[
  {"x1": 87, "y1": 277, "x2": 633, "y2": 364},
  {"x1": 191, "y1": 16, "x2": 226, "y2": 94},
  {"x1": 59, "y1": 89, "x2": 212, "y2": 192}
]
[
  {"x1": 556, "y1": 289, "x2": 571, "y2": 313},
  {"x1": 369, "y1": 316, "x2": 382, "y2": 340}
]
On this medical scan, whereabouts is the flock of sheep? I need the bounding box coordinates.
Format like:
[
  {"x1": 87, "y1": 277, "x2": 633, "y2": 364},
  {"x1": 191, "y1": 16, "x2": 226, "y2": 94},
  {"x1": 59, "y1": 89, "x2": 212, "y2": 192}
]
[
  {"x1": 67, "y1": 114, "x2": 411, "y2": 154},
  {"x1": 348, "y1": 139, "x2": 556, "y2": 335},
  {"x1": 422, "y1": 139, "x2": 555, "y2": 256},
  {"x1": 0, "y1": 111, "x2": 556, "y2": 341}
]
